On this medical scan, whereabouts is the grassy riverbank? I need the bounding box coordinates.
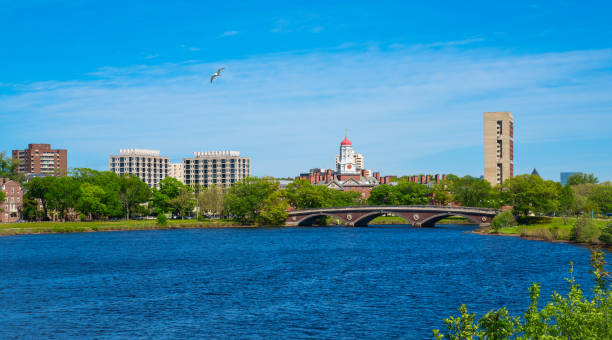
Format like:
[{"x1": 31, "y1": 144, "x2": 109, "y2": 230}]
[
  {"x1": 482, "y1": 216, "x2": 609, "y2": 242},
  {"x1": 369, "y1": 215, "x2": 475, "y2": 225},
  {"x1": 0, "y1": 219, "x2": 250, "y2": 236}
]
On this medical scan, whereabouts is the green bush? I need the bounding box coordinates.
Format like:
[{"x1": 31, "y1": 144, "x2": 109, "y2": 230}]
[
  {"x1": 570, "y1": 216, "x2": 601, "y2": 243},
  {"x1": 599, "y1": 222, "x2": 612, "y2": 245},
  {"x1": 156, "y1": 214, "x2": 168, "y2": 226},
  {"x1": 433, "y1": 249, "x2": 612, "y2": 339},
  {"x1": 490, "y1": 210, "x2": 517, "y2": 231}
]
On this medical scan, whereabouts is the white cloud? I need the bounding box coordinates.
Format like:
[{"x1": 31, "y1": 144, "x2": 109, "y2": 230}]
[
  {"x1": 220, "y1": 30, "x2": 240, "y2": 37},
  {"x1": 2, "y1": 46, "x2": 611, "y2": 179}
]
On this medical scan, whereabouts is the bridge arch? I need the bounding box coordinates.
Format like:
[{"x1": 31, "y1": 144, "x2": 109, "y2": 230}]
[
  {"x1": 296, "y1": 213, "x2": 349, "y2": 226},
  {"x1": 352, "y1": 211, "x2": 411, "y2": 227},
  {"x1": 419, "y1": 212, "x2": 482, "y2": 227}
]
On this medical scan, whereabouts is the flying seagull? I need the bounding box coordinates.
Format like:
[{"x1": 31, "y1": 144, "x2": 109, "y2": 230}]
[{"x1": 210, "y1": 67, "x2": 225, "y2": 83}]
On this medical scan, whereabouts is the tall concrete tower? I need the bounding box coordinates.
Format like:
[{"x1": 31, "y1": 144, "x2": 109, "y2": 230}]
[{"x1": 484, "y1": 112, "x2": 514, "y2": 185}]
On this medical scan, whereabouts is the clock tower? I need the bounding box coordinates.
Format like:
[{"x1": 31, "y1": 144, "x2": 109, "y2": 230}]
[{"x1": 336, "y1": 135, "x2": 359, "y2": 175}]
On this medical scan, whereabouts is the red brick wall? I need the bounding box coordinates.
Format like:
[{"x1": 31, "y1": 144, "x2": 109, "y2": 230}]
[{"x1": 0, "y1": 179, "x2": 23, "y2": 223}]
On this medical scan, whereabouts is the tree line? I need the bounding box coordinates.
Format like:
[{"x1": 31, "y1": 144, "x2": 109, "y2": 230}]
[
  {"x1": 8, "y1": 168, "x2": 363, "y2": 225},
  {"x1": 368, "y1": 173, "x2": 612, "y2": 220}
]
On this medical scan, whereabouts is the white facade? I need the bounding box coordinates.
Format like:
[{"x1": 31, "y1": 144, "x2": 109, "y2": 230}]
[
  {"x1": 168, "y1": 163, "x2": 185, "y2": 184},
  {"x1": 109, "y1": 149, "x2": 169, "y2": 188},
  {"x1": 336, "y1": 137, "x2": 359, "y2": 175},
  {"x1": 183, "y1": 151, "x2": 250, "y2": 188}
]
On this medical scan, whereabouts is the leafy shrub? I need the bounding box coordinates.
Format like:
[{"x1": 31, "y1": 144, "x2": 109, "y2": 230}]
[
  {"x1": 490, "y1": 210, "x2": 517, "y2": 231},
  {"x1": 433, "y1": 248, "x2": 612, "y2": 339},
  {"x1": 156, "y1": 213, "x2": 168, "y2": 226},
  {"x1": 570, "y1": 216, "x2": 601, "y2": 243},
  {"x1": 599, "y1": 222, "x2": 612, "y2": 245}
]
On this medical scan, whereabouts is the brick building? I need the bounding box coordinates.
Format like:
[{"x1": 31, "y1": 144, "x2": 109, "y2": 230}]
[
  {"x1": 297, "y1": 135, "x2": 450, "y2": 199},
  {"x1": 12, "y1": 144, "x2": 67, "y2": 176},
  {"x1": 1, "y1": 178, "x2": 23, "y2": 223},
  {"x1": 297, "y1": 136, "x2": 398, "y2": 199}
]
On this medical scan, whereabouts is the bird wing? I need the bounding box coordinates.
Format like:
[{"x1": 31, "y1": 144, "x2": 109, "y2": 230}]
[
  {"x1": 210, "y1": 74, "x2": 217, "y2": 83},
  {"x1": 217, "y1": 67, "x2": 225, "y2": 74}
]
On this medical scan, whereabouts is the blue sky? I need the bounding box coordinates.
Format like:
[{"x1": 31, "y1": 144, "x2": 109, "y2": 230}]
[{"x1": 1, "y1": 0, "x2": 611, "y2": 181}]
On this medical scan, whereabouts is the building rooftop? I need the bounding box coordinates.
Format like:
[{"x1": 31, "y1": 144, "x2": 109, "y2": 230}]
[
  {"x1": 119, "y1": 148, "x2": 161, "y2": 156},
  {"x1": 193, "y1": 151, "x2": 241, "y2": 158}
]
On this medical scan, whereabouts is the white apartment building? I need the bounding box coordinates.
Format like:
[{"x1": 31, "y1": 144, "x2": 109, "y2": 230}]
[
  {"x1": 168, "y1": 163, "x2": 185, "y2": 184},
  {"x1": 109, "y1": 149, "x2": 169, "y2": 188},
  {"x1": 183, "y1": 151, "x2": 250, "y2": 188}
]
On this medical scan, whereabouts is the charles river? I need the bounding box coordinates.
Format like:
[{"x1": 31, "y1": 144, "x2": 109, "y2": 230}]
[{"x1": 0, "y1": 224, "x2": 598, "y2": 339}]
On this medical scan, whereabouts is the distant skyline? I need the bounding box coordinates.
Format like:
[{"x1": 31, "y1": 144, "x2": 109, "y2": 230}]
[{"x1": 1, "y1": 1, "x2": 611, "y2": 181}]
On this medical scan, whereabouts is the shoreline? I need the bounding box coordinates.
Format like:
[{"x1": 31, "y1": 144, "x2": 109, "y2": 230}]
[
  {"x1": 469, "y1": 228, "x2": 612, "y2": 251},
  {"x1": 0, "y1": 219, "x2": 475, "y2": 237},
  {"x1": 0, "y1": 221, "x2": 256, "y2": 237}
]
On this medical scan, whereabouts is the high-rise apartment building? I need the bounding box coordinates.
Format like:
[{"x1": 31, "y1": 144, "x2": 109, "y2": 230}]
[
  {"x1": 12, "y1": 144, "x2": 67, "y2": 176},
  {"x1": 484, "y1": 112, "x2": 514, "y2": 185},
  {"x1": 168, "y1": 163, "x2": 185, "y2": 184},
  {"x1": 183, "y1": 151, "x2": 250, "y2": 188},
  {"x1": 109, "y1": 149, "x2": 169, "y2": 188}
]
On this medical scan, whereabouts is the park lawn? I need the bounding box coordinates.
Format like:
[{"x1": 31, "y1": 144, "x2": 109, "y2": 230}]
[
  {"x1": 0, "y1": 219, "x2": 247, "y2": 236},
  {"x1": 495, "y1": 217, "x2": 609, "y2": 241}
]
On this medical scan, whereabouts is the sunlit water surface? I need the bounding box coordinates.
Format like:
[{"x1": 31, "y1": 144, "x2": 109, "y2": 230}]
[{"x1": 0, "y1": 225, "x2": 597, "y2": 339}]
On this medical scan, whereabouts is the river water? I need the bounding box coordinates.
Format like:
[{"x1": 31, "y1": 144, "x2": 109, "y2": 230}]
[{"x1": 0, "y1": 224, "x2": 598, "y2": 339}]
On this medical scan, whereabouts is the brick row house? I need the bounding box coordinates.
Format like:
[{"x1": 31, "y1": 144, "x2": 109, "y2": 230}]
[{"x1": 0, "y1": 178, "x2": 23, "y2": 223}]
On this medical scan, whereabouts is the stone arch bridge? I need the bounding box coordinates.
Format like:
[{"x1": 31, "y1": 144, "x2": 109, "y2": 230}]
[{"x1": 285, "y1": 205, "x2": 500, "y2": 227}]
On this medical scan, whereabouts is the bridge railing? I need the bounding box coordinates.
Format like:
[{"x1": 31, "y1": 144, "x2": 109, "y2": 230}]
[{"x1": 287, "y1": 205, "x2": 500, "y2": 214}]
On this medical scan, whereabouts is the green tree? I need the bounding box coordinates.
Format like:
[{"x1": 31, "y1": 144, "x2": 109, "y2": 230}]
[
  {"x1": 46, "y1": 176, "x2": 80, "y2": 221},
  {"x1": 118, "y1": 175, "x2": 151, "y2": 220},
  {"x1": 599, "y1": 223, "x2": 612, "y2": 245},
  {"x1": 448, "y1": 175, "x2": 496, "y2": 208},
  {"x1": 196, "y1": 185, "x2": 225, "y2": 217},
  {"x1": 329, "y1": 189, "x2": 362, "y2": 207},
  {"x1": 588, "y1": 183, "x2": 612, "y2": 214},
  {"x1": 570, "y1": 216, "x2": 601, "y2": 243},
  {"x1": 156, "y1": 213, "x2": 168, "y2": 225},
  {"x1": 22, "y1": 196, "x2": 42, "y2": 221},
  {"x1": 431, "y1": 179, "x2": 453, "y2": 206},
  {"x1": 368, "y1": 184, "x2": 399, "y2": 205},
  {"x1": 567, "y1": 173, "x2": 598, "y2": 185},
  {"x1": 224, "y1": 177, "x2": 279, "y2": 224},
  {"x1": 24, "y1": 176, "x2": 56, "y2": 220},
  {"x1": 0, "y1": 151, "x2": 25, "y2": 183},
  {"x1": 76, "y1": 183, "x2": 107, "y2": 220},
  {"x1": 285, "y1": 179, "x2": 330, "y2": 209},
  {"x1": 500, "y1": 174, "x2": 561, "y2": 219},
  {"x1": 394, "y1": 180, "x2": 430, "y2": 205},
  {"x1": 558, "y1": 184, "x2": 576, "y2": 224},
  {"x1": 490, "y1": 210, "x2": 518, "y2": 231},
  {"x1": 73, "y1": 168, "x2": 123, "y2": 218},
  {"x1": 170, "y1": 186, "x2": 195, "y2": 219},
  {"x1": 258, "y1": 190, "x2": 289, "y2": 225},
  {"x1": 151, "y1": 177, "x2": 187, "y2": 215}
]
